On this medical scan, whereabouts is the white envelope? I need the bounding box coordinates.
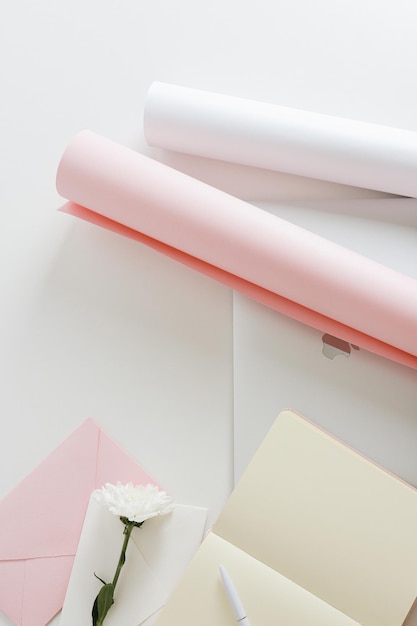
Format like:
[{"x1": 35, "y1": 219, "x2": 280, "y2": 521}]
[{"x1": 59, "y1": 498, "x2": 208, "y2": 625}]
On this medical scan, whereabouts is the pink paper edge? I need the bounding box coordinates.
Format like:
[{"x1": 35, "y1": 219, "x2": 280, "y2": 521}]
[{"x1": 59, "y1": 202, "x2": 417, "y2": 371}]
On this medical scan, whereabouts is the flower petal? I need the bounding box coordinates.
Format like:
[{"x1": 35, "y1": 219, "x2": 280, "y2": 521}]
[{"x1": 93, "y1": 482, "x2": 175, "y2": 522}]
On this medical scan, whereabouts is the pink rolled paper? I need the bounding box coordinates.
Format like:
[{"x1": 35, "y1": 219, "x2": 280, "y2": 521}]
[
  {"x1": 56, "y1": 130, "x2": 417, "y2": 369},
  {"x1": 144, "y1": 82, "x2": 417, "y2": 197}
]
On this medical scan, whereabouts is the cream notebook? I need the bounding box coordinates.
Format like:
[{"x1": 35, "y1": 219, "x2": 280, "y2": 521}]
[{"x1": 154, "y1": 409, "x2": 417, "y2": 626}]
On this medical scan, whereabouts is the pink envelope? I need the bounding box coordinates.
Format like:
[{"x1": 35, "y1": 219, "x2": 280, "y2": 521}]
[{"x1": 0, "y1": 419, "x2": 161, "y2": 626}]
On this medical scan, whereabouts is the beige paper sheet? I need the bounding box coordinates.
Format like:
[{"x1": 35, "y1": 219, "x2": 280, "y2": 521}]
[
  {"x1": 215, "y1": 410, "x2": 417, "y2": 625},
  {"x1": 155, "y1": 532, "x2": 361, "y2": 626},
  {"x1": 155, "y1": 410, "x2": 417, "y2": 626}
]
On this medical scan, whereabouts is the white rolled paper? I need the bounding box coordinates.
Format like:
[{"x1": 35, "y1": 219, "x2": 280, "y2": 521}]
[{"x1": 144, "y1": 82, "x2": 417, "y2": 197}]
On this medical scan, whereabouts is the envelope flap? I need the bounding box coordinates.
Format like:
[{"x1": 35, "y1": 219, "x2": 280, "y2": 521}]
[
  {"x1": 95, "y1": 429, "x2": 158, "y2": 488},
  {"x1": 23, "y1": 556, "x2": 74, "y2": 626},
  {"x1": 0, "y1": 419, "x2": 99, "y2": 560},
  {"x1": 131, "y1": 504, "x2": 207, "y2": 595},
  {"x1": 0, "y1": 556, "x2": 74, "y2": 626},
  {"x1": 0, "y1": 419, "x2": 163, "y2": 562}
]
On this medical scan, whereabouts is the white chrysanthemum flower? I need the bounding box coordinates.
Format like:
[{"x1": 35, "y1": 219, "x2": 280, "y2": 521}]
[{"x1": 94, "y1": 482, "x2": 174, "y2": 523}]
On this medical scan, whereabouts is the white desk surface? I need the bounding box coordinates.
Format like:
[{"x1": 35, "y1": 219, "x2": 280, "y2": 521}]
[{"x1": 1, "y1": 2, "x2": 417, "y2": 625}]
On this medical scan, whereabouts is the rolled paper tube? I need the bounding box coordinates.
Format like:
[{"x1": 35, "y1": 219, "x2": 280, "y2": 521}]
[
  {"x1": 56, "y1": 131, "x2": 417, "y2": 368},
  {"x1": 144, "y1": 82, "x2": 417, "y2": 197}
]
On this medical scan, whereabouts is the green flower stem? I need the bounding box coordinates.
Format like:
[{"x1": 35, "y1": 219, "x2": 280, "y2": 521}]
[
  {"x1": 112, "y1": 521, "x2": 135, "y2": 590},
  {"x1": 92, "y1": 518, "x2": 145, "y2": 626}
]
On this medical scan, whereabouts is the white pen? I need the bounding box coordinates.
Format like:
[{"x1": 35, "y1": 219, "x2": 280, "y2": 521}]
[{"x1": 219, "y1": 564, "x2": 251, "y2": 626}]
